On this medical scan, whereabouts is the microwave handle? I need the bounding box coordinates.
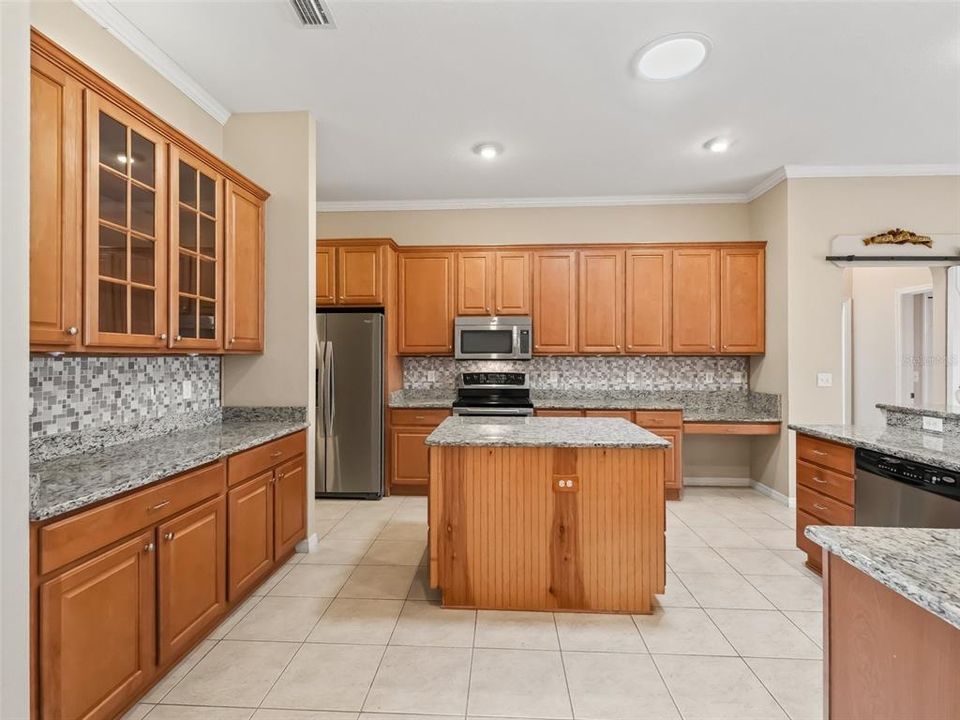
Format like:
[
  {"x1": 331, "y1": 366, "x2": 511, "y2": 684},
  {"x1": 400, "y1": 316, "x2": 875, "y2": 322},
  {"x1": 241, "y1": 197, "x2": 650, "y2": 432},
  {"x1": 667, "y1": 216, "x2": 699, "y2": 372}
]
[{"x1": 513, "y1": 325, "x2": 519, "y2": 356}]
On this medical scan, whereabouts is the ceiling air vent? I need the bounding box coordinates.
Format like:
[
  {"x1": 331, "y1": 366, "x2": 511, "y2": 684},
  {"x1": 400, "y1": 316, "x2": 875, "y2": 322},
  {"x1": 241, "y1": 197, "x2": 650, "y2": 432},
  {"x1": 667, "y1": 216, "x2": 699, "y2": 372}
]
[{"x1": 290, "y1": 0, "x2": 335, "y2": 28}]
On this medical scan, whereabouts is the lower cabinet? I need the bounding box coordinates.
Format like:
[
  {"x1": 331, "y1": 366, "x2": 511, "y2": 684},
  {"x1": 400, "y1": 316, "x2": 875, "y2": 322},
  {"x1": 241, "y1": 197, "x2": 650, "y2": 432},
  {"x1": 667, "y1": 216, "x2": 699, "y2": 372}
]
[
  {"x1": 274, "y1": 456, "x2": 307, "y2": 561},
  {"x1": 227, "y1": 471, "x2": 275, "y2": 601},
  {"x1": 389, "y1": 409, "x2": 451, "y2": 495}
]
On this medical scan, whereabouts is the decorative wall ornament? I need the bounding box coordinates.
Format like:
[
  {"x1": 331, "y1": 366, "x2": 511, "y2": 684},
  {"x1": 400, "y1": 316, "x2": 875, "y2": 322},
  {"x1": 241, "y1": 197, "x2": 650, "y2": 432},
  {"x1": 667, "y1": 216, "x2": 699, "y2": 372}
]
[{"x1": 863, "y1": 228, "x2": 933, "y2": 248}]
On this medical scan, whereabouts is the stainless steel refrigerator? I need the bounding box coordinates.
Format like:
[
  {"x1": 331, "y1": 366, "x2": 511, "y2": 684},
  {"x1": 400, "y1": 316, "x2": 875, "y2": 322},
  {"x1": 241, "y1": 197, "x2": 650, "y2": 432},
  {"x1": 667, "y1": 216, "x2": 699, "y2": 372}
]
[{"x1": 316, "y1": 311, "x2": 384, "y2": 498}]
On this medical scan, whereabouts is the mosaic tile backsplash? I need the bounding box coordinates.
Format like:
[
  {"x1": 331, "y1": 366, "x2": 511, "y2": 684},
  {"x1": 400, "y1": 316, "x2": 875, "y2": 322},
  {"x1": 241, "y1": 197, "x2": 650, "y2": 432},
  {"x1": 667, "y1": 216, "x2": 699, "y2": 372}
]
[
  {"x1": 31, "y1": 356, "x2": 220, "y2": 440},
  {"x1": 403, "y1": 356, "x2": 749, "y2": 392}
]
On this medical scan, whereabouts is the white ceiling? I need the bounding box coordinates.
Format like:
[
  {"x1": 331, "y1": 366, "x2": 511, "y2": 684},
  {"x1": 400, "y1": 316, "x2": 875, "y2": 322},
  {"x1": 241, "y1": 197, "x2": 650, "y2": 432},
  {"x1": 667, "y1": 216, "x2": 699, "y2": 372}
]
[{"x1": 105, "y1": 1, "x2": 960, "y2": 204}]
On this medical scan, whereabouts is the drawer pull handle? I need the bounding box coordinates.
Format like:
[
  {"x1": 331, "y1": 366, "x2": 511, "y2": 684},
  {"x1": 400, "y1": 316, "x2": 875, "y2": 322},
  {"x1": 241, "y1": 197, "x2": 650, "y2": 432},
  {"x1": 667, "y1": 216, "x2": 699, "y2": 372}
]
[
  {"x1": 277, "y1": 472, "x2": 285, "y2": 480},
  {"x1": 813, "y1": 503, "x2": 828, "y2": 512},
  {"x1": 813, "y1": 476, "x2": 827, "y2": 484},
  {"x1": 163, "y1": 532, "x2": 175, "y2": 541},
  {"x1": 415, "y1": 415, "x2": 426, "y2": 420},
  {"x1": 270, "y1": 451, "x2": 283, "y2": 458},
  {"x1": 811, "y1": 449, "x2": 828, "y2": 456},
  {"x1": 149, "y1": 500, "x2": 171, "y2": 512},
  {"x1": 144, "y1": 542, "x2": 155, "y2": 553}
]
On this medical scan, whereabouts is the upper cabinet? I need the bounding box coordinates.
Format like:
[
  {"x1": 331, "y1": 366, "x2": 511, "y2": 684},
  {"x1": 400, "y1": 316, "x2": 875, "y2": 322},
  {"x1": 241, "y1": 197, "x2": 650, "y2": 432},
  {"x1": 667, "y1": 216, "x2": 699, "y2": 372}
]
[
  {"x1": 29, "y1": 31, "x2": 269, "y2": 355},
  {"x1": 533, "y1": 250, "x2": 578, "y2": 354},
  {"x1": 494, "y1": 250, "x2": 531, "y2": 315},
  {"x1": 672, "y1": 248, "x2": 719, "y2": 354},
  {"x1": 397, "y1": 252, "x2": 455, "y2": 354},
  {"x1": 456, "y1": 251, "x2": 494, "y2": 315},
  {"x1": 578, "y1": 249, "x2": 623, "y2": 354},
  {"x1": 625, "y1": 249, "x2": 671, "y2": 354},
  {"x1": 315, "y1": 240, "x2": 390, "y2": 307},
  {"x1": 29, "y1": 52, "x2": 82, "y2": 350},
  {"x1": 720, "y1": 247, "x2": 765, "y2": 354},
  {"x1": 454, "y1": 249, "x2": 531, "y2": 316},
  {"x1": 224, "y1": 181, "x2": 265, "y2": 353}
]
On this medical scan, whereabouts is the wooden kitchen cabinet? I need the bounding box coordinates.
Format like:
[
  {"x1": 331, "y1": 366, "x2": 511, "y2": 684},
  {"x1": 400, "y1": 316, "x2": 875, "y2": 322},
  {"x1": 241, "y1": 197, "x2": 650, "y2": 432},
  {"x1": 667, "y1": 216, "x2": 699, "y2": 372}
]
[
  {"x1": 84, "y1": 93, "x2": 168, "y2": 350},
  {"x1": 495, "y1": 250, "x2": 531, "y2": 315},
  {"x1": 274, "y1": 455, "x2": 307, "y2": 560},
  {"x1": 39, "y1": 530, "x2": 156, "y2": 720},
  {"x1": 224, "y1": 180, "x2": 265, "y2": 352},
  {"x1": 316, "y1": 246, "x2": 336, "y2": 305},
  {"x1": 720, "y1": 247, "x2": 765, "y2": 354},
  {"x1": 672, "y1": 248, "x2": 719, "y2": 353},
  {"x1": 397, "y1": 252, "x2": 455, "y2": 354},
  {"x1": 388, "y1": 409, "x2": 450, "y2": 495},
  {"x1": 337, "y1": 245, "x2": 384, "y2": 305},
  {"x1": 456, "y1": 251, "x2": 495, "y2": 315},
  {"x1": 533, "y1": 250, "x2": 578, "y2": 354},
  {"x1": 227, "y1": 471, "x2": 274, "y2": 601},
  {"x1": 156, "y1": 495, "x2": 226, "y2": 665},
  {"x1": 169, "y1": 147, "x2": 223, "y2": 351},
  {"x1": 30, "y1": 52, "x2": 83, "y2": 350},
  {"x1": 633, "y1": 410, "x2": 684, "y2": 500},
  {"x1": 625, "y1": 249, "x2": 671, "y2": 354},
  {"x1": 578, "y1": 249, "x2": 624, "y2": 353}
]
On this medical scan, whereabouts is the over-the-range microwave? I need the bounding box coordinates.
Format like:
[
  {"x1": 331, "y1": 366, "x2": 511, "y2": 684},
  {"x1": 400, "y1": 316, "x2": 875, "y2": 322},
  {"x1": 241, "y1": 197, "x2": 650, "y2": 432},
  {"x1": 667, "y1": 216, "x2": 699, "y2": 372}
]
[{"x1": 454, "y1": 316, "x2": 533, "y2": 360}]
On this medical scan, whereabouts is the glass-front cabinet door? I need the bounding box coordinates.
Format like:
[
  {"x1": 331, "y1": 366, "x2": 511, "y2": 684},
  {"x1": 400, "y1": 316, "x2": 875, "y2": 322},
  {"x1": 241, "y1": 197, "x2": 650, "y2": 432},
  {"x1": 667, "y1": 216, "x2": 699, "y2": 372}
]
[
  {"x1": 170, "y1": 148, "x2": 223, "y2": 350},
  {"x1": 84, "y1": 95, "x2": 168, "y2": 348}
]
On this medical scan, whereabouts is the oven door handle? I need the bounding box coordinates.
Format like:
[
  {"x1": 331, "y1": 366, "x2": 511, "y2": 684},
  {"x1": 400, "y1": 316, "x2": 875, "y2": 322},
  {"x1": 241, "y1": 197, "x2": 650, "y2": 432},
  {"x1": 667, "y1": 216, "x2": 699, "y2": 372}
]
[{"x1": 454, "y1": 407, "x2": 533, "y2": 416}]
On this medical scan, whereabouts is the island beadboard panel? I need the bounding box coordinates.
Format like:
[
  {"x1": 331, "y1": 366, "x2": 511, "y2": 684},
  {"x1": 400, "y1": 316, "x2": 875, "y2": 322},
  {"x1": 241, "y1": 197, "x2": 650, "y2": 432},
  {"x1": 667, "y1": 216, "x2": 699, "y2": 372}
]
[{"x1": 429, "y1": 445, "x2": 666, "y2": 613}]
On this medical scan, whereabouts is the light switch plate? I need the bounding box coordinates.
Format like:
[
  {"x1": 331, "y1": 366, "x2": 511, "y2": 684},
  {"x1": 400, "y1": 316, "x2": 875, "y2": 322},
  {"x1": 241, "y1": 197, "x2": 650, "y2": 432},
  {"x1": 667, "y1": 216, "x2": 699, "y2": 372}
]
[
  {"x1": 426, "y1": 370, "x2": 437, "y2": 382},
  {"x1": 182, "y1": 380, "x2": 193, "y2": 399},
  {"x1": 922, "y1": 415, "x2": 944, "y2": 433},
  {"x1": 817, "y1": 373, "x2": 833, "y2": 388}
]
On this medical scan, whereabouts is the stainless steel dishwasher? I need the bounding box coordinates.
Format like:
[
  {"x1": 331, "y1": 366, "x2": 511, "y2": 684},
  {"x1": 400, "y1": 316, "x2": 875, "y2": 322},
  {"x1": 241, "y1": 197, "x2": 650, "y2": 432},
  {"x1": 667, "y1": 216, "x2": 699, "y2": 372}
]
[{"x1": 855, "y1": 448, "x2": 960, "y2": 527}]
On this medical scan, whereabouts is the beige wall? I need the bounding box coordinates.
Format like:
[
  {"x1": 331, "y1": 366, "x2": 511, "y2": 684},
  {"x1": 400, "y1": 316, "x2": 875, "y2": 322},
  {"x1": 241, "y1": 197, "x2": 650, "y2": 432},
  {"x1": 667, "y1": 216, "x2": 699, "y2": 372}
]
[
  {"x1": 31, "y1": 1, "x2": 224, "y2": 154},
  {"x1": 222, "y1": 112, "x2": 317, "y2": 536},
  {"x1": 1, "y1": 3, "x2": 32, "y2": 717},
  {"x1": 318, "y1": 203, "x2": 750, "y2": 245}
]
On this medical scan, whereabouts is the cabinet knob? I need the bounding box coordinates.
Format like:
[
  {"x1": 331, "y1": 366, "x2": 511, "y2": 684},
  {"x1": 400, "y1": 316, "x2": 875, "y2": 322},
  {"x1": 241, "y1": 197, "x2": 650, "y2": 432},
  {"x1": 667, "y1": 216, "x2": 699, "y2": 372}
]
[
  {"x1": 229, "y1": 337, "x2": 236, "y2": 345},
  {"x1": 175, "y1": 335, "x2": 182, "y2": 342},
  {"x1": 144, "y1": 542, "x2": 155, "y2": 553},
  {"x1": 159, "y1": 333, "x2": 168, "y2": 341},
  {"x1": 277, "y1": 472, "x2": 285, "y2": 480},
  {"x1": 66, "y1": 326, "x2": 78, "y2": 336},
  {"x1": 163, "y1": 532, "x2": 175, "y2": 541}
]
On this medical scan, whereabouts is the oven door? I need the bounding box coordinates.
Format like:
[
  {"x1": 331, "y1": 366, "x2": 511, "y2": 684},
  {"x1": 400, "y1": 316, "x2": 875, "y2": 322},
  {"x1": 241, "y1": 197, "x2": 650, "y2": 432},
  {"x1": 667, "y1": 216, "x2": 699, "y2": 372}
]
[{"x1": 455, "y1": 325, "x2": 518, "y2": 360}]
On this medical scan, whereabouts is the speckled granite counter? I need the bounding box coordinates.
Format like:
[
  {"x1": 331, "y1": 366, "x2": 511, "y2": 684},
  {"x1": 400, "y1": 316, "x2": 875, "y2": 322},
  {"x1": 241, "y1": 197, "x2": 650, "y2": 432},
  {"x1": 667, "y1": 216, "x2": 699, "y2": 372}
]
[
  {"x1": 789, "y1": 423, "x2": 960, "y2": 472},
  {"x1": 877, "y1": 401, "x2": 960, "y2": 421},
  {"x1": 391, "y1": 389, "x2": 781, "y2": 423},
  {"x1": 425, "y1": 416, "x2": 671, "y2": 448},
  {"x1": 30, "y1": 412, "x2": 308, "y2": 522},
  {"x1": 805, "y1": 526, "x2": 960, "y2": 630}
]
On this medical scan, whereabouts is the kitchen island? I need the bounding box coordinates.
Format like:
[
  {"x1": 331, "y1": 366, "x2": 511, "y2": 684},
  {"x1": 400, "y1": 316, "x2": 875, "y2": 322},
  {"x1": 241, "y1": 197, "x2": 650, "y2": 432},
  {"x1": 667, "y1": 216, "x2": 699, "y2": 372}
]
[{"x1": 425, "y1": 416, "x2": 670, "y2": 613}]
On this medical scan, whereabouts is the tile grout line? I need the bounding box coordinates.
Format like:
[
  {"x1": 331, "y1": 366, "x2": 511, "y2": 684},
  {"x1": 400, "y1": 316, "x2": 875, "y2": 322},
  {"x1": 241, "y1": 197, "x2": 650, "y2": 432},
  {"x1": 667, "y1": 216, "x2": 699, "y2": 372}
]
[
  {"x1": 464, "y1": 606, "x2": 479, "y2": 717},
  {"x1": 355, "y1": 572, "x2": 412, "y2": 713}
]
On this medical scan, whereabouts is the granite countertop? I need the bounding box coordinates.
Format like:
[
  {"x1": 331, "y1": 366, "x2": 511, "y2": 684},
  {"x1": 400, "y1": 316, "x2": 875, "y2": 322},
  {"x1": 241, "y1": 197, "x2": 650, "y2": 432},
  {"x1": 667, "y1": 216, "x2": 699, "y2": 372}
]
[
  {"x1": 30, "y1": 417, "x2": 308, "y2": 522},
  {"x1": 805, "y1": 526, "x2": 960, "y2": 630},
  {"x1": 789, "y1": 423, "x2": 960, "y2": 473},
  {"x1": 876, "y1": 402, "x2": 960, "y2": 421},
  {"x1": 391, "y1": 389, "x2": 781, "y2": 423},
  {"x1": 425, "y1": 416, "x2": 672, "y2": 448}
]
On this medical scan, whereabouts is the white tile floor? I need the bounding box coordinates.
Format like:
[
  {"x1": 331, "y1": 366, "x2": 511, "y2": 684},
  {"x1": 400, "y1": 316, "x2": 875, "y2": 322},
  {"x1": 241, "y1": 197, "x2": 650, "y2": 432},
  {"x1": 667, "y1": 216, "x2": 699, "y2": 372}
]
[{"x1": 124, "y1": 488, "x2": 824, "y2": 720}]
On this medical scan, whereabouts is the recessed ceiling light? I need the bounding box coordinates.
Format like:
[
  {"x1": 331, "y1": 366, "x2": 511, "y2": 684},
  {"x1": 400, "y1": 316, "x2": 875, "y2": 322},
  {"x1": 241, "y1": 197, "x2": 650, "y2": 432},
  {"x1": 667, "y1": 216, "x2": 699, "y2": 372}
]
[
  {"x1": 703, "y1": 137, "x2": 731, "y2": 153},
  {"x1": 472, "y1": 142, "x2": 503, "y2": 160},
  {"x1": 635, "y1": 33, "x2": 711, "y2": 81}
]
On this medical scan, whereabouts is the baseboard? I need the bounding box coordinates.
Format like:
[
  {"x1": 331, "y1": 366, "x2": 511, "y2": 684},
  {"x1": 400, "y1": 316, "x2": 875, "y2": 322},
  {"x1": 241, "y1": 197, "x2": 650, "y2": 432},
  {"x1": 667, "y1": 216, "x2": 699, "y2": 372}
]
[
  {"x1": 750, "y1": 480, "x2": 796, "y2": 507},
  {"x1": 684, "y1": 476, "x2": 751, "y2": 487},
  {"x1": 295, "y1": 533, "x2": 318, "y2": 553}
]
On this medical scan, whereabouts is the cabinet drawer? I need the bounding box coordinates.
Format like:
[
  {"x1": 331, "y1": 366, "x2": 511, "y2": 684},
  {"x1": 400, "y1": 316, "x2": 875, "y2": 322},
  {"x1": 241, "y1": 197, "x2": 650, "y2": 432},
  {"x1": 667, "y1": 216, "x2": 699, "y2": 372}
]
[
  {"x1": 796, "y1": 509, "x2": 825, "y2": 570},
  {"x1": 584, "y1": 410, "x2": 633, "y2": 420},
  {"x1": 796, "y1": 434, "x2": 855, "y2": 476},
  {"x1": 390, "y1": 408, "x2": 451, "y2": 426},
  {"x1": 633, "y1": 411, "x2": 683, "y2": 429},
  {"x1": 797, "y1": 459, "x2": 854, "y2": 505},
  {"x1": 39, "y1": 461, "x2": 225, "y2": 575},
  {"x1": 535, "y1": 409, "x2": 584, "y2": 417},
  {"x1": 797, "y1": 485, "x2": 854, "y2": 526},
  {"x1": 228, "y1": 430, "x2": 306, "y2": 487}
]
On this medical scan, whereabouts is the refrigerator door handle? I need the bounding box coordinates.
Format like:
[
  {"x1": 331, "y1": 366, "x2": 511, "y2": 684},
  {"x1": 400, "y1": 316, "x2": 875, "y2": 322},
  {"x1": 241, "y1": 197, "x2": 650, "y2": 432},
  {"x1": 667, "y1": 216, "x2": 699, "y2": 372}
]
[{"x1": 323, "y1": 341, "x2": 334, "y2": 435}]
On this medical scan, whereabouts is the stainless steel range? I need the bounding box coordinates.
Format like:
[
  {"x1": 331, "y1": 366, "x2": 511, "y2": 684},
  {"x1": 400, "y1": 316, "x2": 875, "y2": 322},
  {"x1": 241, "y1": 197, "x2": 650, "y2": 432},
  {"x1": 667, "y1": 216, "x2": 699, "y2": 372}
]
[{"x1": 452, "y1": 372, "x2": 534, "y2": 417}]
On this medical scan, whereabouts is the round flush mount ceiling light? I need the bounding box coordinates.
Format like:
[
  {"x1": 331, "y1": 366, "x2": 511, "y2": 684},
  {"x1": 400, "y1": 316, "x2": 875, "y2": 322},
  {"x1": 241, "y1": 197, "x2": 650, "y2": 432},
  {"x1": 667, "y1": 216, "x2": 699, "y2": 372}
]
[
  {"x1": 703, "y1": 136, "x2": 732, "y2": 153},
  {"x1": 635, "y1": 33, "x2": 711, "y2": 80},
  {"x1": 472, "y1": 142, "x2": 503, "y2": 160}
]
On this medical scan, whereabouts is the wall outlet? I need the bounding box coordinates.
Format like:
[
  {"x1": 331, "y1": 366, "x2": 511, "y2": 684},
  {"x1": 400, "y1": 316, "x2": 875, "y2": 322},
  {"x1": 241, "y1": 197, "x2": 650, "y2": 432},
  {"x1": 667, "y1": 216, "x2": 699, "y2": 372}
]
[
  {"x1": 703, "y1": 371, "x2": 715, "y2": 384},
  {"x1": 922, "y1": 415, "x2": 944, "y2": 433},
  {"x1": 549, "y1": 371, "x2": 559, "y2": 383},
  {"x1": 182, "y1": 380, "x2": 193, "y2": 399},
  {"x1": 626, "y1": 371, "x2": 636, "y2": 383},
  {"x1": 733, "y1": 371, "x2": 744, "y2": 383},
  {"x1": 817, "y1": 373, "x2": 833, "y2": 388},
  {"x1": 426, "y1": 370, "x2": 437, "y2": 382}
]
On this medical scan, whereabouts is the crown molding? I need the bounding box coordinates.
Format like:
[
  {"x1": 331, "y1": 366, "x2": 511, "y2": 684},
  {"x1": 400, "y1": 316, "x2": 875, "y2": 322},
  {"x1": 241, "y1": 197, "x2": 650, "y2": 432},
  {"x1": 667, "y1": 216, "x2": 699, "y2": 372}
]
[
  {"x1": 744, "y1": 167, "x2": 788, "y2": 202},
  {"x1": 317, "y1": 193, "x2": 748, "y2": 212},
  {"x1": 72, "y1": 0, "x2": 231, "y2": 125},
  {"x1": 783, "y1": 163, "x2": 960, "y2": 179}
]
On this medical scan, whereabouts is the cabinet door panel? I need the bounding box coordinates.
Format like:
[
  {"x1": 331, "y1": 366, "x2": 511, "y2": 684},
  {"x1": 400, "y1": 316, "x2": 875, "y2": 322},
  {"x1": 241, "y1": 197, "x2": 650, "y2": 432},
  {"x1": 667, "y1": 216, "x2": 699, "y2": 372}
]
[
  {"x1": 316, "y1": 246, "x2": 336, "y2": 305},
  {"x1": 578, "y1": 250, "x2": 623, "y2": 353},
  {"x1": 40, "y1": 531, "x2": 155, "y2": 720},
  {"x1": 228, "y1": 471, "x2": 275, "y2": 601},
  {"x1": 169, "y1": 147, "x2": 223, "y2": 350},
  {"x1": 672, "y1": 249, "x2": 718, "y2": 353},
  {"x1": 275, "y1": 456, "x2": 307, "y2": 560},
  {"x1": 157, "y1": 496, "x2": 226, "y2": 665},
  {"x1": 398, "y1": 253, "x2": 455, "y2": 354},
  {"x1": 495, "y1": 251, "x2": 531, "y2": 315},
  {"x1": 84, "y1": 94, "x2": 168, "y2": 349},
  {"x1": 338, "y1": 245, "x2": 383, "y2": 305},
  {"x1": 625, "y1": 250, "x2": 671, "y2": 353},
  {"x1": 390, "y1": 426, "x2": 432, "y2": 489},
  {"x1": 224, "y1": 181, "x2": 265, "y2": 352},
  {"x1": 720, "y1": 247, "x2": 765, "y2": 353},
  {"x1": 533, "y1": 251, "x2": 577, "y2": 354},
  {"x1": 30, "y1": 53, "x2": 82, "y2": 349},
  {"x1": 456, "y1": 251, "x2": 494, "y2": 315}
]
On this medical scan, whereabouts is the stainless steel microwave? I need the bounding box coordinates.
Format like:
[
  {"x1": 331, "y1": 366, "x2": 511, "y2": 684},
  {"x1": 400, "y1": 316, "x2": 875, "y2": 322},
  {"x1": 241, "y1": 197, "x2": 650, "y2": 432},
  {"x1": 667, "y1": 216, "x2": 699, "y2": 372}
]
[{"x1": 454, "y1": 316, "x2": 533, "y2": 360}]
